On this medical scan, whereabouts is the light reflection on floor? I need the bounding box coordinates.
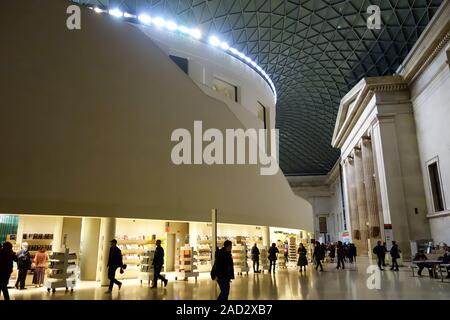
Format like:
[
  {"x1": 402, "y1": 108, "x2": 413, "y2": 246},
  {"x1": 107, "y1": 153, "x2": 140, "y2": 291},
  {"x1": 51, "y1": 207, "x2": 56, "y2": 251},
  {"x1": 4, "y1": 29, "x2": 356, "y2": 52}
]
[{"x1": 6, "y1": 258, "x2": 450, "y2": 300}]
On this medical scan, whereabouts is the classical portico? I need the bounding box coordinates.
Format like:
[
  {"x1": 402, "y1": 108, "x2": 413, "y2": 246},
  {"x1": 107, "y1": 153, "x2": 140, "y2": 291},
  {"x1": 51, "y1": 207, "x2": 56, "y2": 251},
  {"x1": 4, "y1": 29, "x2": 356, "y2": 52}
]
[{"x1": 332, "y1": 76, "x2": 431, "y2": 259}]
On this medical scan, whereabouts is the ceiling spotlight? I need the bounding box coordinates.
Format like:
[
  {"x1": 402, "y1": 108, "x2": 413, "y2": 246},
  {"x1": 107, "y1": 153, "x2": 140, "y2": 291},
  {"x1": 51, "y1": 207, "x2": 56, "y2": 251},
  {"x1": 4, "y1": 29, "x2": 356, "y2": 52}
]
[
  {"x1": 124, "y1": 12, "x2": 135, "y2": 19},
  {"x1": 229, "y1": 47, "x2": 238, "y2": 55},
  {"x1": 166, "y1": 21, "x2": 178, "y2": 31},
  {"x1": 153, "y1": 17, "x2": 166, "y2": 28},
  {"x1": 108, "y1": 8, "x2": 123, "y2": 18},
  {"x1": 209, "y1": 36, "x2": 220, "y2": 46},
  {"x1": 220, "y1": 42, "x2": 230, "y2": 50},
  {"x1": 190, "y1": 29, "x2": 202, "y2": 39},
  {"x1": 94, "y1": 7, "x2": 103, "y2": 13},
  {"x1": 138, "y1": 14, "x2": 151, "y2": 24}
]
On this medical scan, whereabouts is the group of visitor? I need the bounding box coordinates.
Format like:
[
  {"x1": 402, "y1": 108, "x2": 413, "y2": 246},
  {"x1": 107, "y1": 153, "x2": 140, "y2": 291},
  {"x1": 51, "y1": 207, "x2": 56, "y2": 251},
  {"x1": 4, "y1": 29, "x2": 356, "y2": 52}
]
[{"x1": 0, "y1": 242, "x2": 49, "y2": 300}]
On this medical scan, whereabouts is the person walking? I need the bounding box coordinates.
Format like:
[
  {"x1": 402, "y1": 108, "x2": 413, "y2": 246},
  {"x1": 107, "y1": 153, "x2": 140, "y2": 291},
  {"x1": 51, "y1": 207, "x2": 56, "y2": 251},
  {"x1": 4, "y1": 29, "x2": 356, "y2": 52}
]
[
  {"x1": 0, "y1": 242, "x2": 17, "y2": 300},
  {"x1": 105, "y1": 239, "x2": 124, "y2": 294},
  {"x1": 152, "y1": 240, "x2": 168, "y2": 288},
  {"x1": 15, "y1": 242, "x2": 31, "y2": 290},
  {"x1": 268, "y1": 243, "x2": 279, "y2": 273},
  {"x1": 313, "y1": 242, "x2": 324, "y2": 271},
  {"x1": 336, "y1": 241, "x2": 345, "y2": 269},
  {"x1": 214, "y1": 240, "x2": 234, "y2": 300},
  {"x1": 32, "y1": 246, "x2": 48, "y2": 287},
  {"x1": 251, "y1": 243, "x2": 260, "y2": 273},
  {"x1": 297, "y1": 243, "x2": 308, "y2": 272},
  {"x1": 373, "y1": 241, "x2": 386, "y2": 271},
  {"x1": 390, "y1": 241, "x2": 400, "y2": 271}
]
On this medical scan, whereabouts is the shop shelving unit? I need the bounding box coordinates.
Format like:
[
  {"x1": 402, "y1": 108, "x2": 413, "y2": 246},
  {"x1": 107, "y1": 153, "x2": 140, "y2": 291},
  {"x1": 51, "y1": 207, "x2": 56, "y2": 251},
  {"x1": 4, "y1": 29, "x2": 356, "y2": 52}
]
[
  {"x1": 196, "y1": 239, "x2": 212, "y2": 272},
  {"x1": 288, "y1": 237, "x2": 297, "y2": 265},
  {"x1": 138, "y1": 246, "x2": 156, "y2": 286},
  {"x1": 175, "y1": 245, "x2": 199, "y2": 282},
  {"x1": 232, "y1": 244, "x2": 249, "y2": 276},
  {"x1": 277, "y1": 242, "x2": 287, "y2": 269},
  {"x1": 45, "y1": 248, "x2": 77, "y2": 293},
  {"x1": 117, "y1": 237, "x2": 157, "y2": 279},
  {"x1": 22, "y1": 233, "x2": 54, "y2": 258},
  {"x1": 259, "y1": 246, "x2": 270, "y2": 273}
]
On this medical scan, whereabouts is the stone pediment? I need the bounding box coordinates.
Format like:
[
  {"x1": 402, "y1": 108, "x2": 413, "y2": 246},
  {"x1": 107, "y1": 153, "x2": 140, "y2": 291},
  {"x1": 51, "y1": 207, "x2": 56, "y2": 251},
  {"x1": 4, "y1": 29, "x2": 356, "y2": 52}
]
[{"x1": 331, "y1": 76, "x2": 407, "y2": 149}]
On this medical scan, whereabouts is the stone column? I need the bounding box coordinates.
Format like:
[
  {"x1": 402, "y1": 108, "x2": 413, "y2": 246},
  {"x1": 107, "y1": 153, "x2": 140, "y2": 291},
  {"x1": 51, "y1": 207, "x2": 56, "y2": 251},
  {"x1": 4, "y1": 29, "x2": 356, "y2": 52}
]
[
  {"x1": 354, "y1": 146, "x2": 369, "y2": 255},
  {"x1": 97, "y1": 218, "x2": 116, "y2": 286},
  {"x1": 362, "y1": 136, "x2": 381, "y2": 241},
  {"x1": 344, "y1": 157, "x2": 360, "y2": 245},
  {"x1": 79, "y1": 217, "x2": 101, "y2": 281}
]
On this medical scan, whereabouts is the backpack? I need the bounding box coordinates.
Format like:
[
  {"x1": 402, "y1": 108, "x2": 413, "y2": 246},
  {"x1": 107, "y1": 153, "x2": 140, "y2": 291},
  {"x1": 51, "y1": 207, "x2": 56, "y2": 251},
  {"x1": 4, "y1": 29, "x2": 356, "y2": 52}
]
[{"x1": 17, "y1": 251, "x2": 31, "y2": 269}]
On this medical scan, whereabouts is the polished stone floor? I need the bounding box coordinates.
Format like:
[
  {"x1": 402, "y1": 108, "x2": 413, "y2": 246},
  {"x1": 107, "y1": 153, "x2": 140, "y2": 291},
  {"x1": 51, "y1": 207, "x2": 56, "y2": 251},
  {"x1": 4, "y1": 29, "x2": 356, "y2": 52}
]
[{"x1": 6, "y1": 258, "x2": 450, "y2": 300}]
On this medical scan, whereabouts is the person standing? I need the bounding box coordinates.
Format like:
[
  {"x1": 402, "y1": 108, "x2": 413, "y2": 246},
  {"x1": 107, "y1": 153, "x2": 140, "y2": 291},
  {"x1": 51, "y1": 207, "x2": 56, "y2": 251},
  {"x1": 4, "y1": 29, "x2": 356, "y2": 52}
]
[
  {"x1": 105, "y1": 239, "x2": 123, "y2": 294},
  {"x1": 251, "y1": 243, "x2": 260, "y2": 273},
  {"x1": 214, "y1": 240, "x2": 234, "y2": 300},
  {"x1": 268, "y1": 243, "x2": 279, "y2": 273},
  {"x1": 0, "y1": 242, "x2": 17, "y2": 300},
  {"x1": 32, "y1": 246, "x2": 48, "y2": 287},
  {"x1": 336, "y1": 241, "x2": 345, "y2": 269},
  {"x1": 297, "y1": 243, "x2": 308, "y2": 272},
  {"x1": 15, "y1": 242, "x2": 31, "y2": 290},
  {"x1": 373, "y1": 241, "x2": 386, "y2": 271},
  {"x1": 151, "y1": 240, "x2": 168, "y2": 288},
  {"x1": 313, "y1": 242, "x2": 324, "y2": 271},
  {"x1": 390, "y1": 241, "x2": 400, "y2": 271},
  {"x1": 350, "y1": 243, "x2": 357, "y2": 263}
]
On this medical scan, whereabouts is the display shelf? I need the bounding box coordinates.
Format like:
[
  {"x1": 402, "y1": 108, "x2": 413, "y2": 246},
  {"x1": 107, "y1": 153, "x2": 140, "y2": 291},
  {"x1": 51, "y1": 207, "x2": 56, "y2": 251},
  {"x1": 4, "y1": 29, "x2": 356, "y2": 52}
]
[
  {"x1": 139, "y1": 246, "x2": 156, "y2": 286},
  {"x1": 277, "y1": 242, "x2": 287, "y2": 269},
  {"x1": 259, "y1": 246, "x2": 270, "y2": 273},
  {"x1": 45, "y1": 248, "x2": 77, "y2": 293},
  {"x1": 196, "y1": 241, "x2": 212, "y2": 273},
  {"x1": 232, "y1": 244, "x2": 249, "y2": 276},
  {"x1": 288, "y1": 237, "x2": 297, "y2": 265},
  {"x1": 175, "y1": 245, "x2": 199, "y2": 282}
]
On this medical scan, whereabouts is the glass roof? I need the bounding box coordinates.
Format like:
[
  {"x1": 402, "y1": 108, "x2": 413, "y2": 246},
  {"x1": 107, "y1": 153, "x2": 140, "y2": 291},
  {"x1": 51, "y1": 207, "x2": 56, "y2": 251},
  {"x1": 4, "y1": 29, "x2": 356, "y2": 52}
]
[{"x1": 74, "y1": 0, "x2": 443, "y2": 175}]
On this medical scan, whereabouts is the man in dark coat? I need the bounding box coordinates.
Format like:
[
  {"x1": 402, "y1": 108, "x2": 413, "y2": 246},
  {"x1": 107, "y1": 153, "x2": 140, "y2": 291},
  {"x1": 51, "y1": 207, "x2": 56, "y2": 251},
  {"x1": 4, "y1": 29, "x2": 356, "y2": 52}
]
[
  {"x1": 105, "y1": 239, "x2": 123, "y2": 294},
  {"x1": 214, "y1": 240, "x2": 234, "y2": 300},
  {"x1": 313, "y1": 242, "x2": 324, "y2": 271},
  {"x1": 0, "y1": 242, "x2": 17, "y2": 300},
  {"x1": 268, "y1": 243, "x2": 279, "y2": 273},
  {"x1": 152, "y1": 240, "x2": 168, "y2": 288},
  {"x1": 373, "y1": 241, "x2": 386, "y2": 270},
  {"x1": 251, "y1": 243, "x2": 260, "y2": 273},
  {"x1": 15, "y1": 242, "x2": 31, "y2": 290},
  {"x1": 389, "y1": 241, "x2": 400, "y2": 271}
]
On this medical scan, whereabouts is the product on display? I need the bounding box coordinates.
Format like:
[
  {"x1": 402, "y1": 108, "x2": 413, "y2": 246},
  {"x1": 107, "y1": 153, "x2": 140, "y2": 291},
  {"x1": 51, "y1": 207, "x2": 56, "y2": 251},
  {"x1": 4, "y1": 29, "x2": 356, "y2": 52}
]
[
  {"x1": 277, "y1": 241, "x2": 287, "y2": 269},
  {"x1": 20, "y1": 233, "x2": 54, "y2": 258},
  {"x1": 196, "y1": 237, "x2": 212, "y2": 272},
  {"x1": 45, "y1": 248, "x2": 77, "y2": 293},
  {"x1": 259, "y1": 246, "x2": 270, "y2": 273},
  {"x1": 175, "y1": 245, "x2": 199, "y2": 282},
  {"x1": 138, "y1": 246, "x2": 156, "y2": 286},
  {"x1": 232, "y1": 244, "x2": 249, "y2": 276},
  {"x1": 288, "y1": 237, "x2": 297, "y2": 265},
  {"x1": 116, "y1": 235, "x2": 162, "y2": 279}
]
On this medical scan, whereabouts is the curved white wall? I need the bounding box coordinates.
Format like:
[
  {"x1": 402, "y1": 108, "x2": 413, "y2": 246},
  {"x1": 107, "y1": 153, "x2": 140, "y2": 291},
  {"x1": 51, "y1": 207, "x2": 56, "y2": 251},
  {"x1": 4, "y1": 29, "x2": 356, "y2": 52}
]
[
  {"x1": 0, "y1": 0, "x2": 313, "y2": 231},
  {"x1": 135, "y1": 24, "x2": 276, "y2": 131}
]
